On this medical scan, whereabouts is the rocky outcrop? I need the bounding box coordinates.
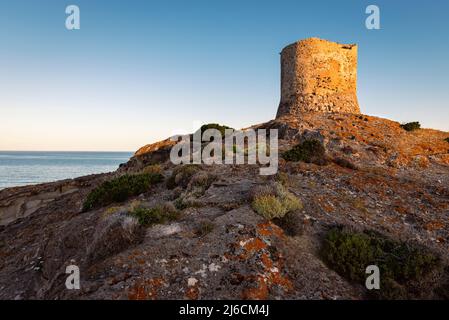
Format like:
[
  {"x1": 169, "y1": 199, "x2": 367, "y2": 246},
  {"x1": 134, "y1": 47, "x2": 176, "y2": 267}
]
[{"x1": 0, "y1": 174, "x2": 111, "y2": 226}]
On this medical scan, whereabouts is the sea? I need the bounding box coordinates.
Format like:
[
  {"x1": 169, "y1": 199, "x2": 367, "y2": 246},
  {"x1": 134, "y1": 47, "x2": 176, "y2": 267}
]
[{"x1": 0, "y1": 151, "x2": 133, "y2": 190}]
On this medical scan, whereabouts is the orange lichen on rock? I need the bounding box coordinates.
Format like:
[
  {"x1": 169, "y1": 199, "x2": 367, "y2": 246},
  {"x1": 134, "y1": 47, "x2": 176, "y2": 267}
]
[
  {"x1": 235, "y1": 222, "x2": 293, "y2": 299},
  {"x1": 424, "y1": 221, "x2": 445, "y2": 231},
  {"x1": 256, "y1": 222, "x2": 285, "y2": 239},
  {"x1": 241, "y1": 275, "x2": 269, "y2": 300},
  {"x1": 185, "y1": 285, "x2": 200, "y2": 300},
  {"x1": 127, "y1": 277, "x2": 165, "y2": 300},
  {"x1": 242, "y1": 238, "x2": 267, "y2": 253}
]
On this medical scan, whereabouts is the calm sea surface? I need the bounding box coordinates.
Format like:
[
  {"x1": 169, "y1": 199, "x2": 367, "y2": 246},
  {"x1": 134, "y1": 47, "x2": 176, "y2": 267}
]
[{"x1": 0, "y1": 151, "x2": 133, "y2": 190}]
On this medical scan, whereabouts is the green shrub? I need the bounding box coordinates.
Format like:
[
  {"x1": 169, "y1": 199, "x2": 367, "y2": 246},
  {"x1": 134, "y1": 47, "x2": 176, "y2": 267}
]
[
  {"x1": 82, "y1": 173, "x2": 163, "y2": 212},
  {"x1": 400, "y1": 122, "x2": 421, "y2": 132},
  {"x1": 166, "y1": 165, "x2": 201, "y2": 189},
  {"x1": 198, "y1": 123, "x2": 234, "y2": 137},
  {"x1": 130, "y1": 204, "x2": 179, "y2": 227},
  {"x1": 251, "y1": 183, "x2": 302, "y2": 220},
  {"x1": 252, "y1": 195, "x2": 285, "y2": 219},
  {"x1": 282, "y1": 139, "x2": 327, "y2": 165},
  {"x1": 321, "y1": 227, "x2": 442, "y2": 299},
  {"x1": 444, "y1": 137, "x2": 449, "y2": 143}
]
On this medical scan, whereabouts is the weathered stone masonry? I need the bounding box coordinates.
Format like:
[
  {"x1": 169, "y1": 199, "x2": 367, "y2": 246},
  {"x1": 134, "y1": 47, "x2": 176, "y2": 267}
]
[{"x1": 276, "y1": 38, "x2": 361, "y2": 118}]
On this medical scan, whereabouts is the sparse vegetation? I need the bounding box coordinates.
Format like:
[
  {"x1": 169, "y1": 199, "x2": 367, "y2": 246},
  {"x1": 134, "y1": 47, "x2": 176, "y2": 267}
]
[
  {"x1": 282, "y1": 139, "x2": 327, "y2": 165},
  {"x1": 189, "y1": 171, "x2": 216, "y2": 192},
  {"x1": 142, "y1": 164, "x2": 163, "y2": 175},
  {"x1": 333, "y1": 157, "x2": 358, "y2": 170},
  {"x1": 251, "y1": 183, "x2": 302, "y2": 220},
  {"x1": 272, "y1": 211, "x2": 303, "y2": 237},
  {"x1": 82, "y1": 173, "x2": 163, "y2": 212},
  {"x1": 274, "y1": 172, "x2": 290, "y2": 186},
  {"x1": 400, "y1": 122, "x2": 421, "y2": 132},
  {"x1": 199, "y1": 123, "x2": 234, "y2": 137},
  {"x1": 130, "y1": 203, "x2": 180, "y2": 227},
  {"x1": 195, "y1": 220, "x2": 215, "y2": 237},
  {"x1": 166, "y1": 165, "x2": 201, "y2": 189},
  {"x1": 444, "y1": 137, "x2": 449, "y2": 143},
  {"x1": 101, "y1": 206, "x2": 123, "y2": 219},
  {"x1": 173, "y1": 196, "x2": 203, "y2": 210},
  {"x1": 321, "y1": 226, "x2": 442, "y2": 299}
]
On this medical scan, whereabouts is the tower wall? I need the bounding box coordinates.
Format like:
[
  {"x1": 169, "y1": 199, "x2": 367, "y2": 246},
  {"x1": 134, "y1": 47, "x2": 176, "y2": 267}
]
[{"x1": 276, "y1": 38, "x2": 360, "y2": 118}]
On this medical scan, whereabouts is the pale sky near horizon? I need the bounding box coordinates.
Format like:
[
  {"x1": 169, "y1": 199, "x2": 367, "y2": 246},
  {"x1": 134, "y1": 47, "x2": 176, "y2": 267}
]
[{"x1": 1, "y1": 0, "x2": 448, "y2": 151}]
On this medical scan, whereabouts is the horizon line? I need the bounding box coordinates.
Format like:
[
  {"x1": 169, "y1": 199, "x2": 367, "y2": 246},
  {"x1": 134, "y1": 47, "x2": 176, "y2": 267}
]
[{"x1": 0, "y1": 150, "x2": 134, "y2": 153}]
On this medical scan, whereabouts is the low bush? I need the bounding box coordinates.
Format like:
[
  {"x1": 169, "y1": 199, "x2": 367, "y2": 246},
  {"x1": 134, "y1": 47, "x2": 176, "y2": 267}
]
[
  {"x1": 195, "y1": 220, "x2": 215, "y2": 237},
  {"x1": 321, "y1": 226, "x2": 442, "y2": 299},
  {"x1": 87, "y1": 214, "x2": 143, "y2": 263},
  {"x1": 333, "y1": 157, "x2": 358, "y2": 170},
  {"x1": 82, "y1": 173, "x2": 163, "y2": 212},
  {"x1": 400, "y1": 122, "x2": 421, "y2": 132},
  {"x1": 198, "y1": 123, "x2": 234, "y2": 137},
  {"x1": 142, "y1": 164, "x2": 163, "y2": 175},
  {"x1": 173, "y1": 196, "x2": 203, "y2": 210},
  {"x1": 130, "y1": 203, "x2": 180, "y2": 227},
  {"x1": 251, "y1": 183, "x2": 302, "y2": 220},
  {"x1": 444, "y1": 137, "x2": 449, "y2": 143},
  {"x1": 189, "y1": 171, "x2": 216, "y2": 190},
  {"x1": 282, "y1": 139, "x2": 327, "y2": 165},
  {"x1": 166, "y1": 165, "x2": 201, "y2": 189},
  {"x1": 272, "y1": 211, "x2": 303, "y2": 237},
  {"x1": 274, "y1": 172, "x2": 290, "y2": 186}
]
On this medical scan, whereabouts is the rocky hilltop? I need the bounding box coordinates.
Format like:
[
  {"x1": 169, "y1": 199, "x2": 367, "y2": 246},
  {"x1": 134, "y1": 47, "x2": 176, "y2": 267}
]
[{"x1": 1, "y1": 38, "x2": 448, "y2": 300}]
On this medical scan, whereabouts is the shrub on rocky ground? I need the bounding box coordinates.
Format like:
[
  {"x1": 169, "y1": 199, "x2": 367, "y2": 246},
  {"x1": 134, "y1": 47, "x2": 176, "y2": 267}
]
[
  {"x1": 87, "y1": 213, "x2": 144, "y2": 263},
  {"x1": 194, "y1": 220, "x2": 215, "y2": 237},
  {"x1": 400, "y1": 122, "x2": 421, "y2": 132},
  {"x1": 251, "y1": 183, "x2": 302, "y2": 220},
  {"x1": 142, "y1": 164, "x2": 163, "y2": 175},
  {"x1": 321, "y1": 226, "x2": 443, "y2": 299},
  {"x1": 282, "y1": 139, "x2": 327, "y2": 165},
  {"x1": 274, "y1": 171, "x2": 290, "y2": 186},
  {"x1": 444, "y1": 137, "x2": 449, "y2": 143},
  {"x1": 130, "y1": 203, "x2": 180, "y2": 227},
  {"x1": 166, "y1": 165, "x2": 201, "y2": 189},
  {"x1": 272, "y1": 211, "x2": 303, "y2": 237},
  {"x1": 188, "y1": 171, "x2": 217, "y2": 192},
  {"x1": 82, "y1": 173, "x2": 163, "y2": 212},
  {"x1": 333, "y1": 156, "x2": 358, "y2": 170},
  {"x1": 198, "y1": 123, "x2": 234, "y2": 137}
]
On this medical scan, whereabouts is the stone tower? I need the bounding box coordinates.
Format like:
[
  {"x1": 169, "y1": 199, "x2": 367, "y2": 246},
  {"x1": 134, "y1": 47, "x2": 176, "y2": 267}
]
[{"x1": 276, "y1": 37, "x2": 360, "y2": 119}]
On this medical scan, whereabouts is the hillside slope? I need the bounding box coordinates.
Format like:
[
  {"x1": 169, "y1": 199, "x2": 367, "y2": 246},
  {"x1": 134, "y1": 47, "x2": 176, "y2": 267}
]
[{"x1": 0, "y1": 112, "x2": 448, "y2": 300}]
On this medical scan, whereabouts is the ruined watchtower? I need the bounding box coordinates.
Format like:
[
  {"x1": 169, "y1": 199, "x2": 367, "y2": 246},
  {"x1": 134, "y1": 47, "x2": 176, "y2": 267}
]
[{"x1": 276, "y1": 38, "x2": 360, "y2": 118}]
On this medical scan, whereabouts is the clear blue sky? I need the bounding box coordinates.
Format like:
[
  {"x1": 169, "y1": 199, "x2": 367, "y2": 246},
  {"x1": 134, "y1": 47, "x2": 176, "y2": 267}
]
[{"x1": 1, "y1": 0, "x2": 448, "y2": 151}]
